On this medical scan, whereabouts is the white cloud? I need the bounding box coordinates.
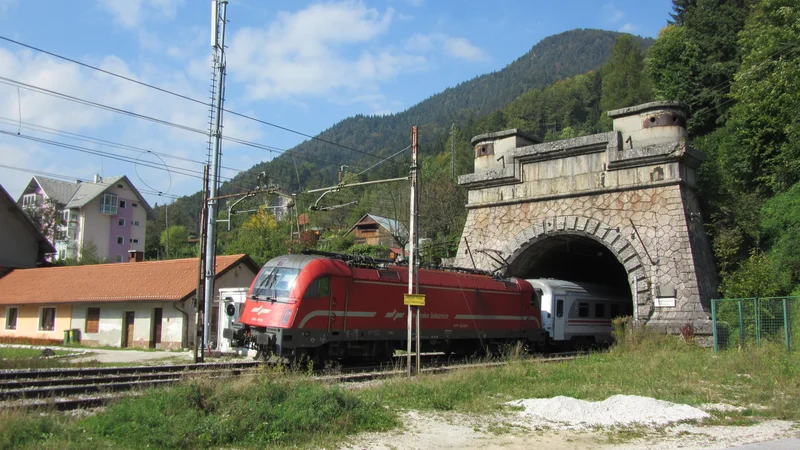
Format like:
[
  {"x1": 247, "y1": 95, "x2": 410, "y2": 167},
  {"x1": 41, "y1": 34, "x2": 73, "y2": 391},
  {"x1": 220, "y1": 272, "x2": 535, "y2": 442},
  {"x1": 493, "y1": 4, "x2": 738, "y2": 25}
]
[
  {"x1": 96, "y1": 0, "x2": 184, "y2": 30},
  {"x1": 0, "y1": 46, "x2": 265, "y2": 202},
  {"x1": 405, "y1": 33, "x2": 489, "y2": 62},
  {"x1": 618, "y1": 23, "x2": 637, "y2": 33},
  {"x1": 602, "y1": 2, "x2": 625, "y2": 24},
  {"x1": 227, "y1": 1, "x2": 425, "y2": 111}
]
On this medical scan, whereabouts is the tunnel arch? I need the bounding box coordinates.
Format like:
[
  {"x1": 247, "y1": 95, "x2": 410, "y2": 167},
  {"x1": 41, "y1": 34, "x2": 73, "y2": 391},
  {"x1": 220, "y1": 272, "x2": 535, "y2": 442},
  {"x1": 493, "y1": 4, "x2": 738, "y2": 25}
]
[{"x1": 498, "y1": 215, "x2": 652, "y2": 319}]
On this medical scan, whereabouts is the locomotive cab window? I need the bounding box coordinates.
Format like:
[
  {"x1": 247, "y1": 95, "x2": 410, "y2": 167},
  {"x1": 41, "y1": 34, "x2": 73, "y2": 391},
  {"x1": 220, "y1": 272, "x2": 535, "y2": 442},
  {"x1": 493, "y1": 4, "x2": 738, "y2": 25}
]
[
  {"x1": 578, "y1": 302, "x2": 590, "y2": 318},
  {"x1": 304, "y1": 277, "x2": 331, "y2": 298},
  {"x1": 533, "y1": 289, "x2": 543, "y2": 307},
  {"x1": 252, "y1": 267, "x2": 300, "y2": 300}
]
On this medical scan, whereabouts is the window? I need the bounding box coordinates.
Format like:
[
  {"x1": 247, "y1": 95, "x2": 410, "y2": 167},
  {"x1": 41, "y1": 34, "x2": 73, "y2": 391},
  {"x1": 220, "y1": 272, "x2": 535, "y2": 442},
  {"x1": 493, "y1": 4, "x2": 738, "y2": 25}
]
[
  {"x1": 129, "y1": 238, "x2": 139, "y2": 244},
  {"x1": 85, "y1": 308, "x2": 100, "y2": 333},
  {"x1": 556, "y1": 299, "x2": 564, "y2": 318},
  {"x1": 100, "y1": 193, "x2": 118, "y2": 215},
  {"x1": 303, "y1": 277, "x2": 330, "y2": 298},
  {"x1": 115, "y1": 254, "x2": 123, "y2": 263},
  {"x1": 132, "y1": 202, "x2": 138, "y2": 207},
  {"x1": 119, "y1": 200, "x2": 126, "y2": 208},
  {"x1": 58, "y1": 249, "x2": 66, "y2": 259},
  {"x1": 118, "y1": 218, "x2": 125, "y2": 226},
  {"x1": 117, "y1": 236, "x2": 124, "y2": 244},
  {"x1": 117, "y1": 184, "x2": 123, "y2": 188},
  {"x1": 595, "y1": 303, "x2": 606, "y2": 318},
  {"x1": 133, "y1": 220, "x2": 140, "y2": 226},
  {"x1": 39, "y1": 307, "x2": 56, "y2": 331},
  {"x1": 5, "y1": 307, "x2": 18, "y2": 330},
  {"x1": 22, "y1": 193, "x2": 39, "y2": 207},
  {"x1": 610, "y1": 304, "x2": 620, "y2": 318},
  {"x1": 533, "y1": 289, "x2": 543, "y2": 307},
  {"x1": 578, "y1": 302, "x2": 590, "y2": 318}
]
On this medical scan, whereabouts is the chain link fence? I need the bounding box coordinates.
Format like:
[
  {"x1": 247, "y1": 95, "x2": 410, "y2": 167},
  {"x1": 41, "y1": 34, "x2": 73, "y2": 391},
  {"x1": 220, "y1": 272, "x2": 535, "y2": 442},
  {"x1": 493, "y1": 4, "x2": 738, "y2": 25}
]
[{"x1": 712, "y1": 297, "x2": 798, "y2": 352}]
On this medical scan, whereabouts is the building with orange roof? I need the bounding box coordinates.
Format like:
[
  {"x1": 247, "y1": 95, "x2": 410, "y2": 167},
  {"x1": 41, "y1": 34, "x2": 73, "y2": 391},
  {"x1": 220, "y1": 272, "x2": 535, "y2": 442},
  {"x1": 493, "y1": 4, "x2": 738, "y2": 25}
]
[{"x1": 0, "y1": 254, "x2": 259, "y2": 349}]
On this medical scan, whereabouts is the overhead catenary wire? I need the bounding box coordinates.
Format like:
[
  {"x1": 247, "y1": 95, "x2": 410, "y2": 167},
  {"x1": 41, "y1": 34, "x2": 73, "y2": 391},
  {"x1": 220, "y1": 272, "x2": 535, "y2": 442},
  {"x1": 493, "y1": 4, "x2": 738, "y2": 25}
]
[
  {"x1": 0, "y1": 163, "x2": 182, "y2": 199},
  {"x1": 0, "y1": 76, "x2": 375, "y2": 175},
  {"x1": 0, "y1": 35, "x2": 404, "y2": 168}
]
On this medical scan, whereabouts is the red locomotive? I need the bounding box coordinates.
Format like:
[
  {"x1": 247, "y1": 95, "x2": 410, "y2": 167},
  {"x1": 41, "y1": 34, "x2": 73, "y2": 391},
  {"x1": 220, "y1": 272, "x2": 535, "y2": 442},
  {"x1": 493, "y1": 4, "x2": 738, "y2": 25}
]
[{"x1": 224, "y1": 251, "x2": 546, "y2": 362}]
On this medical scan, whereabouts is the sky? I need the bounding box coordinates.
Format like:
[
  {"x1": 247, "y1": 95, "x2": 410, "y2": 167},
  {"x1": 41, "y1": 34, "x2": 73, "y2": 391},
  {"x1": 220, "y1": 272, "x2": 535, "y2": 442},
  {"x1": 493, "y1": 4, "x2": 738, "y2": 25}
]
[{"x1": 0, "y1": 0, "x2": 674, "y2": 207}]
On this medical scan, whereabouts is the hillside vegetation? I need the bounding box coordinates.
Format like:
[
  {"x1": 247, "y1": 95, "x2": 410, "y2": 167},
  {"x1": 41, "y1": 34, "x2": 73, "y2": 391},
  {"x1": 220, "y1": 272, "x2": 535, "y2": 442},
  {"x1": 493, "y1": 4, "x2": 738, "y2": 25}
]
[{"x1": 141, "y1": 0, "x2": 800, "y2": 299}]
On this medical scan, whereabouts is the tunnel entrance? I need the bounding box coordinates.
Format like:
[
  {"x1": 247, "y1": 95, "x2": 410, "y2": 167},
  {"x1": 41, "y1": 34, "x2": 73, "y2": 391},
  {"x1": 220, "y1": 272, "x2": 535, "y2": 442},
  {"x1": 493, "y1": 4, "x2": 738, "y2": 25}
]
[{"x1": 507, "y1": 233, "x2": 633, "y2": 301}]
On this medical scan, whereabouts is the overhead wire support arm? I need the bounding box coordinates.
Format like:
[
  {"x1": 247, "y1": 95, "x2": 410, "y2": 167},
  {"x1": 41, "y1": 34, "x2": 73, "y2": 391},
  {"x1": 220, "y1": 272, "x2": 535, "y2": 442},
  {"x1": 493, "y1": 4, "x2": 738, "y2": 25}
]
[{"x1": 306, "y1": 176, "x2": 410, "y2": 211}]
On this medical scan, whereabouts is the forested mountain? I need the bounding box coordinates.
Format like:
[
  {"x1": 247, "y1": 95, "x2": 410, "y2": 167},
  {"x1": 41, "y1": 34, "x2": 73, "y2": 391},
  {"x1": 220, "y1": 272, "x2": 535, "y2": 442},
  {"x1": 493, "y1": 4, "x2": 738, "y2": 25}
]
[{"x1": 147, "y1": 28, "x2": 653, "y2": 247}]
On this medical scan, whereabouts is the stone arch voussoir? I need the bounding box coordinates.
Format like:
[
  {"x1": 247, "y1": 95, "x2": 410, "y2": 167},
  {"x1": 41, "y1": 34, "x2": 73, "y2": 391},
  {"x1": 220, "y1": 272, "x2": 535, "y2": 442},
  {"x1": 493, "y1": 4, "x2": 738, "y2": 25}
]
[{"x1": 500, "y1": 215, "x2": 653, "y2": 321}]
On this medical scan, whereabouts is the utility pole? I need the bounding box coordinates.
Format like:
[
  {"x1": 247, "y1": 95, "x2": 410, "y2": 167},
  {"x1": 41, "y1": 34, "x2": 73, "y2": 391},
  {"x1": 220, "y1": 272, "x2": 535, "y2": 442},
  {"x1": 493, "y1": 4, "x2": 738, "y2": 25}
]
[
  {"x1": 194, "y1": 165, "x2": 209, "y2": 363},
  {"x1": 407, "y1": 126, "x2": 420, "y2": 376},
  {"x1": 451, "y1": 122, "x2": 456, "y2": 181},
  {"x1": 203, "y1": 0, "x2": 228, "y2": 350}
]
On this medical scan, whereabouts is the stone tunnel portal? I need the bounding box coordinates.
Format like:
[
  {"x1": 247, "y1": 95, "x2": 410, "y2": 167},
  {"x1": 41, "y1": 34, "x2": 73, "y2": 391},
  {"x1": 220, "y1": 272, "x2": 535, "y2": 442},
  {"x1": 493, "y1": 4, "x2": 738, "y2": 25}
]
[{"x1": 507, "y1": 234, "x2": 634, "y2": 310}]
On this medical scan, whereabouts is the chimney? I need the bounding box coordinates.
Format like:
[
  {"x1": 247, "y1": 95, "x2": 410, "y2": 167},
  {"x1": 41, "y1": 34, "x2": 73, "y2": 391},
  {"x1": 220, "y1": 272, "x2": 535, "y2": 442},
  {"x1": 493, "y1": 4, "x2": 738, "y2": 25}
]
[
  {"x1": 128, "y1": 250, "x2": 144, "y2": 263},
  {"x1": 93, "y1": 173, "x2": 102, "y2": 183}
]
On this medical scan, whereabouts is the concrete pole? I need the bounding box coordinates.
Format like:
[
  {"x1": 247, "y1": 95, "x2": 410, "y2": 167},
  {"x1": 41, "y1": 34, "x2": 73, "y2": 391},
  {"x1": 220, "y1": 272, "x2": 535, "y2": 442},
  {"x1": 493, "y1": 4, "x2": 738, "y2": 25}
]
[
  {"x1": 407, "y1": 126, "x2": 418, "y2": 376},
  {"x1": 203, "y1": 0, "x2": 227, "y2": 350}
]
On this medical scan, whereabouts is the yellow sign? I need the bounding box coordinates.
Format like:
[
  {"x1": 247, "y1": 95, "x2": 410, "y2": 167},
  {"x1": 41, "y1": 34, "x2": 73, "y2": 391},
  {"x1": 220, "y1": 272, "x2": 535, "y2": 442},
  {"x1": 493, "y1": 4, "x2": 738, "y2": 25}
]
[{"x1": 403, "y1": 293, "x2": 426, "y2": 307}]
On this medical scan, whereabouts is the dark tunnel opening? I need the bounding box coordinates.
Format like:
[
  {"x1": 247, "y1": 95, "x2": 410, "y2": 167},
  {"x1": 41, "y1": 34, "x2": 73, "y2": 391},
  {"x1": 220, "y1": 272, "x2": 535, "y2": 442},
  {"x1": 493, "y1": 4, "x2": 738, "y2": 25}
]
[{"x1": 508, "y1": 234, "x2": 633, "y2": 299}]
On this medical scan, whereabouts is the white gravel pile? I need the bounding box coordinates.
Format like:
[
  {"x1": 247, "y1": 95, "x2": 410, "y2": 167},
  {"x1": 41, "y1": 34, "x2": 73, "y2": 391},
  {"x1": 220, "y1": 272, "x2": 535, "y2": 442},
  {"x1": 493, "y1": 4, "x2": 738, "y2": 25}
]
[{"x1": 508, "y1": 395, "x2": 710, "y2": 429}]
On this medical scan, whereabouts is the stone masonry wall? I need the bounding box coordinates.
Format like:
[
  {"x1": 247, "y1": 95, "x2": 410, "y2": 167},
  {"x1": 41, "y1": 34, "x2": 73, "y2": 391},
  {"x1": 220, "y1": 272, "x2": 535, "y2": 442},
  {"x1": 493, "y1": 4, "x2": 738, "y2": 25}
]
[{"x1": 456, "y1": 183, "x2": 715, "y2": 333}]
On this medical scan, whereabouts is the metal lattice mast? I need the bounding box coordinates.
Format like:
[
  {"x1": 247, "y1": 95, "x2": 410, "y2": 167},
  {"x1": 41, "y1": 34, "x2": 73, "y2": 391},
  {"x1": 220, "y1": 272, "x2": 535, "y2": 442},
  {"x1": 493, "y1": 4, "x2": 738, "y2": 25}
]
[{"x1": 203, "y1": 0, "x2": 228, "y2": 350}]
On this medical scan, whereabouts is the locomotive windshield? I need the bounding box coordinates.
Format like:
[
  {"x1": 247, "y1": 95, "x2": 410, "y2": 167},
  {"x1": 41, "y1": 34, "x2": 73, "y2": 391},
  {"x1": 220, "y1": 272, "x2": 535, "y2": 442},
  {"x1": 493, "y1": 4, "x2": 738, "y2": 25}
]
[{"x1": 251, "y1": 266, "x2": 300, "y2": 300}]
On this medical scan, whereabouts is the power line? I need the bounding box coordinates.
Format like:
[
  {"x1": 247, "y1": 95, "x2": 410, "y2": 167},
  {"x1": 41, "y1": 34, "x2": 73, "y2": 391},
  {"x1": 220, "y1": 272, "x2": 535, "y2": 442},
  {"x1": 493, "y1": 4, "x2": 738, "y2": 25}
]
[
  {"x1": 0, "y1": 35, "x2": 404, "y2": 168},
  {"x1": 0, "y1": 163, "x2": 182, "y2": 199},
  {"x1": 0, "y1": 116, "x2": 247, "y2": 175},
  {"x1": 0, "y1": 76, "x2": 371, "y2": 174}
]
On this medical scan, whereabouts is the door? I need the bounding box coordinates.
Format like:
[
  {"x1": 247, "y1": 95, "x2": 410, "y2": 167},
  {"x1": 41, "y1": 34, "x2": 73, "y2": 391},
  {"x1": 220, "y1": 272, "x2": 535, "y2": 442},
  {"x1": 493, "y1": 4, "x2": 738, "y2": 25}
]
[
  {"x1": 150, "y1": 308, "x2": 163, "y2": 349},
  {"x1": 553, "y1": 297, "x2": 565, "y2": 341},
  {"x1": 122, "y1": 311, "x2": 135, "y2": 348},
  {"x1": 328, "y1": 277, "x2": 348, "y2": 333}
]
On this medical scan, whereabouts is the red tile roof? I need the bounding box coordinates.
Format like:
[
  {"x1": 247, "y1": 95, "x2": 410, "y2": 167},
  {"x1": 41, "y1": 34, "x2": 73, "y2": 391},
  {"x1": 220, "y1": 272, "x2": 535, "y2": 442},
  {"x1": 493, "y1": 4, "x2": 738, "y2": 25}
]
[{"x1": 0, "y1": 254, "x2": 259, "y2": 305}]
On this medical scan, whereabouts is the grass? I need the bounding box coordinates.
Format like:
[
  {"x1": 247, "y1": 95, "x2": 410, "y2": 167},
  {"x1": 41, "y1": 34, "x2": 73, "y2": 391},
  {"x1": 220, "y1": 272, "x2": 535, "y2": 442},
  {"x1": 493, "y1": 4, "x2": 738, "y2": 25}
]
[
  {"x1": 0, "y1": 370, "x2": 396, "y2": 450},
  {"x1": 0, "y1": 347, "x2": 72, "y2": 360},
  {"x1": 1, "y1": 327, "x2": 798, "y2": 449}
]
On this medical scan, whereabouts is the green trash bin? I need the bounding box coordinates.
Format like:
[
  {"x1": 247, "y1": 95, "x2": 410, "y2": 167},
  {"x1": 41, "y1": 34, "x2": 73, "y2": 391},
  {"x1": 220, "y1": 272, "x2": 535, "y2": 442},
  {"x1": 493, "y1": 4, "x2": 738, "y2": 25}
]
[
  {"x1": 71, "y1": 329, "x2": 81, "y2": 343},
  {"x1": 63, "y1": 329, "x2": 71, "y2": 345}
]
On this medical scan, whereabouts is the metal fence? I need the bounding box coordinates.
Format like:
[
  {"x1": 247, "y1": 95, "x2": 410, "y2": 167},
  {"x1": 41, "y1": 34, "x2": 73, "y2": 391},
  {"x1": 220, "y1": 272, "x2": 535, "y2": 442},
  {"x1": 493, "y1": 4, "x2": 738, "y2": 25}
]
[{"x1": 711, "y1": 297, "x2": 798, "y2": 352}]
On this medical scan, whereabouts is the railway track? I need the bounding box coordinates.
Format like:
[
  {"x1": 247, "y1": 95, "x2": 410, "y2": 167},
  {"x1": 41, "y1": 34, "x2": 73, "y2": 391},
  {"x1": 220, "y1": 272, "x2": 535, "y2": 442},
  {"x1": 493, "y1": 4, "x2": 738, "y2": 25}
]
[{"x1": 0, "y1": 352, "x2": 583, "y2": 412}]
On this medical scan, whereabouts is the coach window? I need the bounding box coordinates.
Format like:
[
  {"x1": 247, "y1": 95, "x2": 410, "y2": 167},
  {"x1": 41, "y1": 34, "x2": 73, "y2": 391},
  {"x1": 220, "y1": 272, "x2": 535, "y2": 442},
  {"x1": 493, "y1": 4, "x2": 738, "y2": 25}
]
[
  {"x1": 595, "y1": 303, "x2": 606, "y2": 318},
  {"x1": 556, "y1": 299, "x2": 564, "y2": 318},
  {"x1": 578, "y1": 302, "x2": 590, "y2": 318},
  {"x1": 304, "y1": 277, "x2": 330, "y2": 298}
]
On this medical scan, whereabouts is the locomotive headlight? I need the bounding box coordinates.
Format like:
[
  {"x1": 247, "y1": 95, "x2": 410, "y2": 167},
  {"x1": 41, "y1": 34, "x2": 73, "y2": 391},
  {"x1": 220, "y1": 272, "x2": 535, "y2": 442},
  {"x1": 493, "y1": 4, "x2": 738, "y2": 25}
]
[{"x1": 302, "y1": 332, "x2": 310, "y2": 337}]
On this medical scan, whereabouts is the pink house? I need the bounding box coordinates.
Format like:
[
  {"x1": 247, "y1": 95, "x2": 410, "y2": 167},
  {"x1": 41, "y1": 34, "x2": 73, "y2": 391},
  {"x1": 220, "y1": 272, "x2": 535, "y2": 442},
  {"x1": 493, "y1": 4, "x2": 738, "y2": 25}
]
[{"x1": 18, "y1": 175, "x2": 151, "y2": 263}]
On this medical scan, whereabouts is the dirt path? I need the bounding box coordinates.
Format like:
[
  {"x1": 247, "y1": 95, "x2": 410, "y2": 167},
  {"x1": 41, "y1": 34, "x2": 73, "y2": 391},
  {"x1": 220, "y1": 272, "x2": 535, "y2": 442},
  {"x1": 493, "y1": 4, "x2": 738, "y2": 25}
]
[{"x1": 341, "y1": 410, "x2": 799, "y2": 450}]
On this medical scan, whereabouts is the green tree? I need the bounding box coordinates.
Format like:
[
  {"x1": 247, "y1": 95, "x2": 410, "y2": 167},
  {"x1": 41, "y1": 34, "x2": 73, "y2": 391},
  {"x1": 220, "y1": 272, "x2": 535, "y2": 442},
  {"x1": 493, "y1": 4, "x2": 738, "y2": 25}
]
[
  {"x1": 719, "y1": 0, "x2": 800, "y2": 195},
  {"x1": 599, "y1": 35, "x2": 652, "y2": 127},
  {"x1": 647, "y1": 0, "x2": 753, "y2": 136},
  {"x1": 160, "y1": 225, "x2": 196, "y2": 259},
  {"x1": 225, "y1": 207, "x2": 291, "y2": 266},
  {"x1": 719, "y1": 250, "x2": 782, "y2": 298}
]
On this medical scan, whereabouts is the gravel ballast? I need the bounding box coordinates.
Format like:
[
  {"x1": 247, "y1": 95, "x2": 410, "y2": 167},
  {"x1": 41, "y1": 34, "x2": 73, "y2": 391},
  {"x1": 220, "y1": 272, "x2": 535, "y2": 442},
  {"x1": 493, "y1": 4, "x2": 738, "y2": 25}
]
[{"x1": 508, "y1": 394, "x2": 711, "y2": 428}]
